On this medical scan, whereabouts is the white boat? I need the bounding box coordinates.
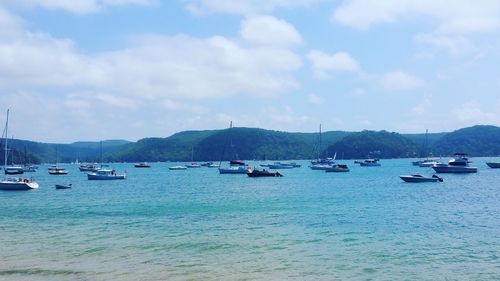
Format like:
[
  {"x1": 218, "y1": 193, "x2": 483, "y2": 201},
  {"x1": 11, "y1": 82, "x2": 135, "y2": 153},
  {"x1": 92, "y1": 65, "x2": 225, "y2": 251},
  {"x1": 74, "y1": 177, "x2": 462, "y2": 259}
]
[
  {"x1": 22, "y1": 164, "x2": 37, "y2": 172},
  {"x1": 309, "y1": 164, "x2": 334, "y2": 170},
  {"x1": 186, "y1": 162, "x2": 201, "y2": 168},
  {"x1": 0, "y1": 177, "x2": 39, "y2": 190},
  {"x1": 400, "y1": 174, "x2": 443, "y2": 183},
  {"x1": 4, "y1": 165, "x2": 24, "y2": 175},
  {"x1": 218, "y1": 166, "x2": 247, "y2": 174},
  {"x1": 169, "y1": 165, "x2": 187, "y2": 170},
  {"x1": 486, "y1": 162, "x2": 500, "y2": 168},
  {"x1": 325, "y1": 164, "x2": 350, "y2": 172},
  {"x1": 87, "y1": 141, "x2": 126, "y2": 180},
  {"x1": 87, "y1": 169, "x2": 126, "y2": 180},
  {"x1": 0, "y1": 109, "x2": 39, "y2": 190},
  {"x1": 218, "y1": 122, "x2": 248, "y2": 174},
  {"x1": 268, "y1": 162, "x2": 294, "y2": 169},
  {"x1": 134, "y1": 162, "x2": 150, "y2": 168},
  {"x1": 79, "y1": 163, "x2": 98, "y2": 172},
  {"x1": 48, "y1": 167, "x2": 68, "y2": 175},
  {"x1": 207, "y1": 163, "x2": 220, "y2": 168},
  {"x1": 359, "y1": 159, "x2": 381, "y2": 166},
  {"x1": 432, "y1": 153, "x2": 477, "y2": 173},
  {"x1": 418, "y1": 160, "x2": 440, "y2": 167}
]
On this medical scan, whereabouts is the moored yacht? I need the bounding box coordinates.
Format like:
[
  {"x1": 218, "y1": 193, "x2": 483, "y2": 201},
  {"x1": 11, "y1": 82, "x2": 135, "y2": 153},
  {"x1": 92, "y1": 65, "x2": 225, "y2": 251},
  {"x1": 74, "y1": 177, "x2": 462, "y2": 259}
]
[
  {"x1": 325, "y1": 164, "x2": 350, "y2": 172},
  {"x1": 219, "y1": 165, "x2": 248, "y2": 174},
  {"x1": 169, "y1": 165, "x2": 187, "y2": 170},
  {"x1": 4, "y1": 165, "x2": 24, "y2": 175},
  {"x1": 359, "y1": 159, "x2": 381, "y2": 166},
  {"x1": 0, "y1": 109, "x2": 39, "y2": 190},
  {"x1": 246, "y1": 167, "x2": 282, "y2": 177},
  {"x1": 79, "y1": 163, "x2": 98, "y2": 172},
  {"x1": 0, "y1": 177, "x2": 39, "y2": 190},
  {"x1": 87, "y1": 169, "x2": 126, "y2": 180},
  {"x1": 486, "y1": 161, "x2": 500, "y2": 168},
  {"x1": 134, "y1": 162, "x2": 151, "y2": 168},
  {"x1": 186, "y1": 162, "x2": 201, "y2": 168},
  {"x1": 432, "y1": 153, "x2": 477, "y2": 173}
]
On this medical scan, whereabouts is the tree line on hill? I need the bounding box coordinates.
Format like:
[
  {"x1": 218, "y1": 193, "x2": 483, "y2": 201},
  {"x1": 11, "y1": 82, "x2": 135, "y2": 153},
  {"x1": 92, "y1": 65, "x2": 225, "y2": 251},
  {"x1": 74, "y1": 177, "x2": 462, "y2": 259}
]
[{"x1": 2, "y1": 125, "x2": 500, "y2": 163}]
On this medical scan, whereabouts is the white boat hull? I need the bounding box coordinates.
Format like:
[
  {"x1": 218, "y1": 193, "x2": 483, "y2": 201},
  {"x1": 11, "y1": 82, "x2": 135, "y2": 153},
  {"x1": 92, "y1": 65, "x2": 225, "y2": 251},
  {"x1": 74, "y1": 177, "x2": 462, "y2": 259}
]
[
  {"x1": 87, "y1": 174, "x2": 126, "y2": 180},
  {"x1": 432, "y1": 165, "x2": 477, "y2": 173},
  {"x1": 0, "y1": 180, "x2": 39, "y2": 190},
  {"x1": 219, "y1": 167, "x2": 247, "y2": 174},
  {"x1": 486, "y1": 162, "x2": 500, "y2": 168},
  {"x1": 400, "y1": 175, "x2": 441, "y2": 182}
]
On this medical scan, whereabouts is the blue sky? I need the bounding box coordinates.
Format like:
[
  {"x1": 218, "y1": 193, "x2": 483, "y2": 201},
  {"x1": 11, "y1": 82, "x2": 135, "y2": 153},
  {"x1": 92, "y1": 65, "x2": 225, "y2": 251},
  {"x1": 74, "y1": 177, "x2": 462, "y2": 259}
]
[{"x1": 1, "y1": 0, "x2": 499, "y2": 142}]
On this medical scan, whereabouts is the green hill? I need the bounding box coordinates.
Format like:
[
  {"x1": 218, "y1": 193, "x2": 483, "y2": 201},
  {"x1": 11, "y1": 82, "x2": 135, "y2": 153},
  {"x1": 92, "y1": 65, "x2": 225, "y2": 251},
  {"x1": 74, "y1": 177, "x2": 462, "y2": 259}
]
[
  {"x1": 106, "y1": 128, "x2": 351, "y2": 162},
  {"x1": 326, "y1": 130, "x2": 420, "y2": 159},
  {"x1": 4, "y1": 139, "x2": 130, "y2": 163},
  {"x1": 431, "y1": 125, "x2": 500, "y2": 156},
  {"x1": 2, "y1": 125, "x2": 500, "y2": 162}
]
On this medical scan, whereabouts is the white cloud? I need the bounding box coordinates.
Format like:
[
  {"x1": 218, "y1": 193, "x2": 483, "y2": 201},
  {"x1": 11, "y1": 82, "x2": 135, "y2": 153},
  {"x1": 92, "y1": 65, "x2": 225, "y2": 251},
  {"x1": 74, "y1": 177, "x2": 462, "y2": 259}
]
[
  {"x1": 452, "y1": 100, "x2": 497, "y2": 124},
  {"x1": 185, "y1": 0, "x2": 318, "y2": 15},
  {"x1": 241, "y1": 15, "x2": 302, "y2": 47},
  {"x1": 381, "y1": 71, "x2": 424, "y2": 91},
  {"x1": 2, "y1": 0, "x2": 155, "y2": 14},
  {"x1": 0, "y1": 9, "x2": 302, "y2": 100},
  {"x1": 307, "y1": 94, "x2": 324, "y2": 105},
  {"x1": 415, "y1": 33, "x2": 473, "y2": 55},
  {"x1": 333, "y1": 0, "x2": 500, "y2": 33},
  {"x1": 307, "y1": 50, "x2": 359, "y2": 79},
  {"x1": 412, "y1": 97, "x2": 432, "y2": 115}
]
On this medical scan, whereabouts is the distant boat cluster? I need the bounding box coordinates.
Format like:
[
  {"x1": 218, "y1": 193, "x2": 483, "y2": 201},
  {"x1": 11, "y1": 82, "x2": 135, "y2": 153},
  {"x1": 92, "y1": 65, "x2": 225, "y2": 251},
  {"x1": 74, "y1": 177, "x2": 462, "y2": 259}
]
[{"x1": 2, "y1": 112, "x2": 500, "y2": 191}]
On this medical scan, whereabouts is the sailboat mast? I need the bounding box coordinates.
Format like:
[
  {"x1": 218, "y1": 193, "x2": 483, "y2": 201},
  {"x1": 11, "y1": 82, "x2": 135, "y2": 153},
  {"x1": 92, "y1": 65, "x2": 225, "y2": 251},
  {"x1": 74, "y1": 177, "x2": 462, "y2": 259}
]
[
  {"x1": 100, "y1": 140, "x2": 103, "y2": 166},
  {"x1": 3, "y1": 109, "x2": 9, "y2": 168},
  {"x1": 319, "y1": 124, "x2": 322, "y2": 159}
]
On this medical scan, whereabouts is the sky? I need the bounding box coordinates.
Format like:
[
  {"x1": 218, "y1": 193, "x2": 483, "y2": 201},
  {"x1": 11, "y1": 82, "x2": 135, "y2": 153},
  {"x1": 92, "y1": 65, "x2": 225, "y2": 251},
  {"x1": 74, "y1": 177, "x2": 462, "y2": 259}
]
[{"x1": 0, "y1": 0, "x2": 500, "y2": 143}]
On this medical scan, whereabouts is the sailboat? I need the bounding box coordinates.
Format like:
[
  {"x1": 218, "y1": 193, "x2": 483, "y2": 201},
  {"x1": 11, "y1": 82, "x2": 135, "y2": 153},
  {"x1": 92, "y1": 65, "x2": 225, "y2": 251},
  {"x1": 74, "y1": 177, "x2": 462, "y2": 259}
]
[
  {"x1": 186, "y1": 145, "x2": 201, "y2": 168},
  {"x1": 218, "y1": 121, "x2": 247, "y2": 174},
  {"x1": 3, "y1": 136, "x2": 24, "y2": 175},
  {"x1": 87, "y1": 141, "x2": 126, "y2": 180},
  {"x1": 48, "y1": 146, "x2": 68, "y2": 175},
  {"x1": 310, "y1": 124, "x2": 335, "y2": 170},
  {"x1": 0, "y1": 109, "x2": 39, "y2": 190},
  {"x1": 412, "y1": 129, "x2": 438, "y2": 167}
]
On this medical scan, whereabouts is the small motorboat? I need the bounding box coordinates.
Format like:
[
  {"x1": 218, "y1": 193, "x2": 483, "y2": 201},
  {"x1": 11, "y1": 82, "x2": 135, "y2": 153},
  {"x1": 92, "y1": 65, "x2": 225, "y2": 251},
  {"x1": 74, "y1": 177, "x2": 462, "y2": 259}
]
[
  {"x1": 230, "y1": 160, "x2": 246, "y2": 166},
  {"x1": 79, "y1": 163, "x2": 98, "y2": 172},
  {"x1": 246, "y1": 168, "x2": 282, "y2": 177},
  {"x1": 268, "y1": 162, "x2": 294, "y2": 169},
  {"x1": 48, "y1": 167, "x2": 68, "y2": 175},
  {"x1": 359, "y1": 159, "x2": 381, "y2": 166},
  {"x1": 325, "y1": 164, "x2": 350, "y2": 172},
  {"x1": 87, "y1": 169, "x2": 126, "y2": 180},
  {"x1": 309, "y1": 164, "x2": 334, "y2": 170},
  {"x1": 134, "y1": 162, "x2": 151, "y2": 168},
  {"x1": 207, "y1": 163, "x2": 220, "y2": 168},
  {"x1": 186, "y1": 162, "x2": 201, "y2": 168},
  {"x1": 169, "y1": 166, "x2": 187, "y2": 170},
  {"x1": 486, "y1": 162, "x2": 500, "y2": 168},
  {"x1": 400, "y1": 174, "x2": 443, "y2": 183},
  {"x1": 55, "y1": 183, "x2": 72, "y2": 189}
]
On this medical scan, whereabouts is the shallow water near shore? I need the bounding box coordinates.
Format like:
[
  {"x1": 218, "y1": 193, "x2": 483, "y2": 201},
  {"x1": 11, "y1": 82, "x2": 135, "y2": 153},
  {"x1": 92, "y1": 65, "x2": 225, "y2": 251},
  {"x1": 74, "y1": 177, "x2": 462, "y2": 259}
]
[{"x1": 1, "y1": 158, "x2": 499, "y2": 280}]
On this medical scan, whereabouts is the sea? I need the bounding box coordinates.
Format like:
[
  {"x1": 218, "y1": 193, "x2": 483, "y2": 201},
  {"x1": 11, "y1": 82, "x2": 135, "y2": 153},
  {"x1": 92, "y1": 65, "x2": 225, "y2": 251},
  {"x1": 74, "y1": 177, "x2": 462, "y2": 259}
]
[{"x1": 1, "y1": 158, "x2": 499, "y2": 281}]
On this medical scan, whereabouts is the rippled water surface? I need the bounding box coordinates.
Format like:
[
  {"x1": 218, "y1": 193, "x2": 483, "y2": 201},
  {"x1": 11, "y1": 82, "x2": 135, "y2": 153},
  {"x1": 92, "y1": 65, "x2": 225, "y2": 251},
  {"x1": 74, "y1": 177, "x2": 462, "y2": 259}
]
[{"x1": 1, "y1": 159, "x2": 500, "y2": 280}]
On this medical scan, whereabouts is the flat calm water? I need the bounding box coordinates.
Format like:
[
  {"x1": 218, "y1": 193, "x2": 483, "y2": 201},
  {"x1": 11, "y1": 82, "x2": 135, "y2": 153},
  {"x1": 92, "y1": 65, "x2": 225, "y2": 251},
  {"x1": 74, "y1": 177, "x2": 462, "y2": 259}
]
[{"x1": 1, "y1": 159, "x2": 499, "y2": 280}]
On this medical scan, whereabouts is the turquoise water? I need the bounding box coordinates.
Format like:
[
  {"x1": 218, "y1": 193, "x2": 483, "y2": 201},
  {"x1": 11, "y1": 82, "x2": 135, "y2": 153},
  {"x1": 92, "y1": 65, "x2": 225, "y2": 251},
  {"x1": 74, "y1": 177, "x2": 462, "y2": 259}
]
[{"x1": 1, "y1": 159, "x2": 499, "y2": 280}]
